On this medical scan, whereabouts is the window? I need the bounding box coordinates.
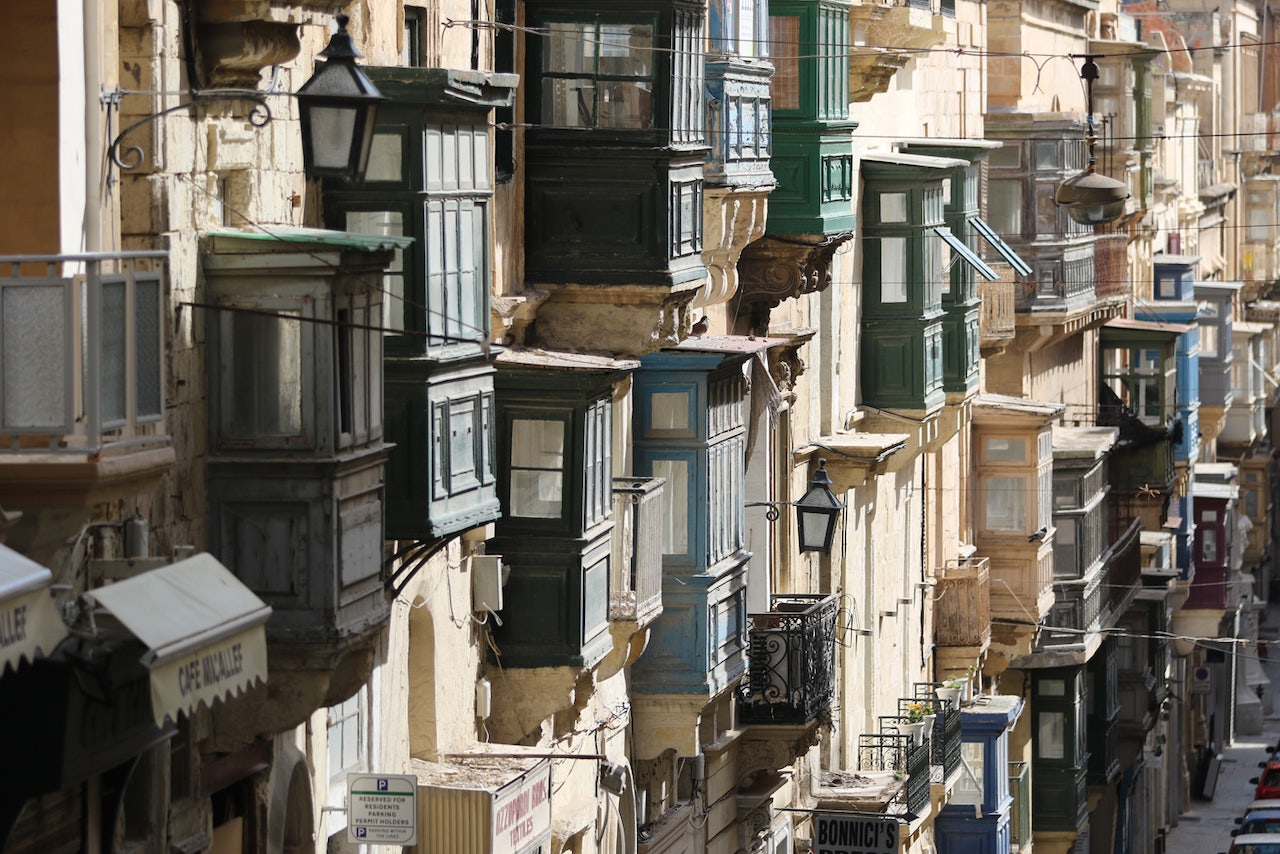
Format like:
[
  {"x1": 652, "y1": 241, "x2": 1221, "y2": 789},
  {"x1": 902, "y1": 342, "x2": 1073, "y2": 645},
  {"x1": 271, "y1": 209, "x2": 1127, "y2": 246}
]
[
  {"x1": 1038, "y1": 711, "x2": 1066, "y2": 759},
  {"x1": 984, "y1": 475, "x2": 1027, "y2": 531},
  {"x1": 332, "y1": 117, "x2": 492, "y2": 356},
  {"x1": 327, "y1": 693, "x2": 364, "y2": 783},
  {"x1": 1249, "y1": 207, "x2": 1269, "y2": 242},
  {"x1": 1201, "y1": 323, "x2": 1219, "y2": 359},
  {"x1": 988, "y1": 180, "x2": 1022, "y2": 238},
  {"x1": 1054, "y1": 516, "x2": 1078, "y2": 577},
  {"x1": 510, "y1": 419, "x2": 566, "y2": 518},
  {"x1": 984, "y1": 436, "x2": 1026, "y2": 464},
  {"x1": 1201, "y1": 527, "x2": 1219, "y2": 563},
  {"x1": 542, "y1": 20, "x2": 656, "y2": 128},
  {"x1": 953, "y1": 741, "x2": 986, "y2": 806},
  {"x1": 654, "y1": 458, "x2": 690, "y2": 554},
  {"x1": 220, "y1": 309, "x2": 305, "y2": 442},
  {"x1": 880, "y1": 237, "x2": 909, "y2": 303}
]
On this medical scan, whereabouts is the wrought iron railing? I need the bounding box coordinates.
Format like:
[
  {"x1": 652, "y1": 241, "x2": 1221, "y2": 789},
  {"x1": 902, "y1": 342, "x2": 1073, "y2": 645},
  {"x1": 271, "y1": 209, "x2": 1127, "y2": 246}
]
[
  {"x1": 0, "y1": 252, "x2": 169, "y2": 456},
  {"x1": 738, "y1": 594, "x2": 838, "y2": 725},
  {"x1": 903, "y1": 688, "x2": 962, "y2": 783},
  {"x1": 935, "y1": 557, "x2": 991, "y2": 648},
  {"x1": 1009, "y1": 761, "x2": 1031, "y2": 852},
  {"x1": 610, "y1": 477, "x2": 666, "y2": 624},
  {"x1": 857, "y1": 731, "x2": 931, "y2": 816}
]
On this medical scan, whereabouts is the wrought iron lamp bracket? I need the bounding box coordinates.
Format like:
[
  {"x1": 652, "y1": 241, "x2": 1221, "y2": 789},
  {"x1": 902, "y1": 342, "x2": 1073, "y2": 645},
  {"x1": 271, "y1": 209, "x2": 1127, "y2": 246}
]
[{"x1": 102, "y1": 85, "x2": 281, "y2": 176}]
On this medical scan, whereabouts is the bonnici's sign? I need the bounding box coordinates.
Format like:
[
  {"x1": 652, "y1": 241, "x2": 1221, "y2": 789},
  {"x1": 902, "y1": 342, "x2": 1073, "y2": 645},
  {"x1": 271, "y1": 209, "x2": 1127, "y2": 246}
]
[{"x1": 813, "y1": 812, "x2": 900, "y2": 854}]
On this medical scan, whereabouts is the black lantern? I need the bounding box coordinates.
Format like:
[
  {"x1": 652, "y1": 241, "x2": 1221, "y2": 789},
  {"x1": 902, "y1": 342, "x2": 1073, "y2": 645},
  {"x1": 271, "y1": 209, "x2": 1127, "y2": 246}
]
[
  {"x1": 296, "y1": 14, "x2": 385, "y2": 182},
  {"x1": 1054, "y1": 55, "x2": 1129, "y2": 226},
  {"x1": 796, "y1": 459, "x2": 843, "y2": 555}
]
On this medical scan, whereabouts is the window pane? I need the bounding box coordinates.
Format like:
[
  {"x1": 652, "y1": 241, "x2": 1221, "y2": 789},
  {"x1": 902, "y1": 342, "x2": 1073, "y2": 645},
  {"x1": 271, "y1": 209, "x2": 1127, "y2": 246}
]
[
  {"x1": 984, "y1": 437, "x2": 1025, "y2": 462},
  {"x1": 650, "y1": 392, "x2": 690, "y2": 431},
  {"x1": 512, "y1": 419, "x2": 564, "y2": 468},
  {"x1": 365, "y1": 132, "x2": 403, "y2": 182},
  {"x1": 344, "y1": 211, "x2": 405, "y2": 333},
  {"x1": 880, "y1": 192, "x2": 908, "y2": 223},
  {"x1": 600, "y1": 81, "x2": 653, "y2": 129},
  {"x1": 230, "y1": 310, "x2": 302, "y2": 437},
  {"x1": 984, "y1": 475, "x2": 1026, "y2": 531},
  {"x1": 1038, "y1": 712, "x2": 1065, "y2": 759},
  {"x1": 988, "y1": 180, "x2": 1022, "y2": 237},
  {"x1": 953, "y1": 741, "x2": 986, "y2": 805},
  {"x1": 880, "y1": 236, "x2": 908, "y2": 303},
  {"x1": 652, "y1": 459, "x2": 689, "y2": 554}
]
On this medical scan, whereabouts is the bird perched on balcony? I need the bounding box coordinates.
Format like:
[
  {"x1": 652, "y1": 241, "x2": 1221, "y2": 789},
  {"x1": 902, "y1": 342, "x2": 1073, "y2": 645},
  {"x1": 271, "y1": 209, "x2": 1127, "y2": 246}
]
[
  {"x1": 690, "y1": 315, "x2": 709, "y2": 336},
  {"x1": 1027, "y1": 526, "x2": 1049, "y2": 543}
]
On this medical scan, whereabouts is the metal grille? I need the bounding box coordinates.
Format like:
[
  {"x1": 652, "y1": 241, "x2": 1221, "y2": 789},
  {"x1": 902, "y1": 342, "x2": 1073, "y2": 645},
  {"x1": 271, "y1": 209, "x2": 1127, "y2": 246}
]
[{"x1": 738, "y1": 594, "x2": 837, "y2": 725}]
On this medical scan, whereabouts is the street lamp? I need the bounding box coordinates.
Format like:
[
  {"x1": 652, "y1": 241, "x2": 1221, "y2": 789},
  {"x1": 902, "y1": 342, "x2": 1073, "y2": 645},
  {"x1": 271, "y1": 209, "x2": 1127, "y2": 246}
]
[
  {"x1": 796, "y1": 459, "x2": 843, "y2": 554},
  {"x1": 296, "y1": 14, "x2": 385, "y2": 182},
  {"x1": 1054, "y1": 55, "x2": 1130, "y2": 226},
  {"x1": 106, "y1": 14, "x2": 383, "y2": 183}
]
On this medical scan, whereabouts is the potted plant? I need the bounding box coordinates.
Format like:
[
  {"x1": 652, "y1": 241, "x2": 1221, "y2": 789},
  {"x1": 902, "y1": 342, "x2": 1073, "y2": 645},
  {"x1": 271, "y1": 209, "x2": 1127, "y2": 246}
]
[
  {"x1": 936, "y1": 678, "x2": 963, "y2": 710},
  {"x1": 903, "y1": 701, "x2": 930, "y2": 747}
]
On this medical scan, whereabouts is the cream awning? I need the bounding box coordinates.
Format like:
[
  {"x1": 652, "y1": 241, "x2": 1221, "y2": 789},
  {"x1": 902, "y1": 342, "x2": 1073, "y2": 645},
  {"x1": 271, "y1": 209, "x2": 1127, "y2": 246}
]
[
  {"x1": 87, "y1": 553, "x2": 270, "y2": 726},
  {"x1": 0, "y1": 545, "x2": 68, "y2": 674}
]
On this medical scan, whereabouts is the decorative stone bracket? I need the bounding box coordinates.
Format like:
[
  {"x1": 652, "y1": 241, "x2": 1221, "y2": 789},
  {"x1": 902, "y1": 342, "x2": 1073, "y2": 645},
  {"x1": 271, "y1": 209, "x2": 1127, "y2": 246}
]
[{"x1": 737, "y1": 231, "x2": 855, "y2": 335}]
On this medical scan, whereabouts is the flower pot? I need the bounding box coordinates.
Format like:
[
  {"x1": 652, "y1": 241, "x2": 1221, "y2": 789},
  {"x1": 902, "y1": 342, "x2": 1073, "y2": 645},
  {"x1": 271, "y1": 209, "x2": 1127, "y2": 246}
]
[
  {"x1": 921, "y1": 713, "x2": 936, "y2": 742},
  {"x1": 936, "y1": 686, "x2": 961, "y2": 710},
  {"x1": 903, "y1": 721, "x2": 926, "y2": 747}
]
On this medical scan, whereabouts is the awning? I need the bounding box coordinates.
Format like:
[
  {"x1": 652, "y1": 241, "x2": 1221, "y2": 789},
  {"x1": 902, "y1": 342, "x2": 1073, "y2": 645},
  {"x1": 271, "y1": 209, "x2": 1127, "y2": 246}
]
[
  {"x1": 86, "y1": 553, "x2": 270, "y2": 726},
  {"x1": 0, "y1": 545, "x2": 68, "y2": 674},
  {"x1": 972, "y1": 217, "x2": 1033, "y2": 277},
  {"x1": 935, "y1": 226, "x2": 998, "y2": 281}
]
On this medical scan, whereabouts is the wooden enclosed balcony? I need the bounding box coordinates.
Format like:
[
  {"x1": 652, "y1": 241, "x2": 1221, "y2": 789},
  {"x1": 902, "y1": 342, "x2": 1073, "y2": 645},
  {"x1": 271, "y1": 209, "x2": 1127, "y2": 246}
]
[{"x1": 935, "y1": 557, "x2": 991, "y2": 651}]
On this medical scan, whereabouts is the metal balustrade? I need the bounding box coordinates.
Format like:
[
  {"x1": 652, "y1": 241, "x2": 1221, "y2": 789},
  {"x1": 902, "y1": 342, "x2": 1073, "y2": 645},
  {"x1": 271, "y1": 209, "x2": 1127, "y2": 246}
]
[
  {"x1": 738, "y1": 594, "x2": 838, "y2": 725},
  {"x1": 0, "y1": 252, "x2": 169, "y2": 456}
]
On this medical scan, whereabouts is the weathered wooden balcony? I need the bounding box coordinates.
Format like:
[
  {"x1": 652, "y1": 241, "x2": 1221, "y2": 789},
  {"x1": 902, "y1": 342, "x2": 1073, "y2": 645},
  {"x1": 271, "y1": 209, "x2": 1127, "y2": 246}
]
[
  {"x1": 978, "y1": 279, "x2": 1015, "y2": 352},
  {"x1": 610, "y1": 477, "x2": 665, "y2": 627},
  {"x1": 935, "y1": 557, "x2": 991, "y2": 650}
]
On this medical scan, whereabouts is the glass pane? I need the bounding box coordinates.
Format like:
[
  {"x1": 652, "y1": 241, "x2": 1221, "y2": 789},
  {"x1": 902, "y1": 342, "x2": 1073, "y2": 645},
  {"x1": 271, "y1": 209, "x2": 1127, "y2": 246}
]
[
  {"x1": 344, "y1": 211, "x2": 405, "y2": 333},
  {"x1": 584, "y1": 558, "x2": 609, "y2": 633},
  {"x1": 984, "y1": 475, "x2": 1026, "y2": 531},
  {"x1": 308, "y1": 106, "x2": 357, "y2": 170},
  {"x1": 1034, "y1": 141, "x2": 1058, "y2": 171},
  {"x1": 545, "y1": 78, "x2": 596, "y2": 127},
  {"x1": 1038, "y1": 712, "x2": 1065, "y2": 759},
  {"x1": 652, "y1": 459, "x2": 689, "y2": 554},
  {"x1": 365, "y1": 132, "x2": 403, "y2": 182},
  {"x1": 598, "y1": 25, "x2": 653, "y2": 77},
  {"x1": 989, "y1": 180, "x2": 1022, "y2": 236},
  {"x1": 880, "y1": 236, "x2": 908, "y2": 303},
  {"x1": 880, "y1": 192, "x2": 908, "y2": 223},
  {"x1": 599, "y1": 81, "x2": 653, "y2": 129},
  {"x1": 230, "y1": 310, "x2": 303, "y2": 437},
  {"x1": 952, "y1": 741, "x2": 986, "y2": 806},
  {"x1": 510, "y1": 470, "x2": 561, "y2": 518},
  {"x1": 511, "y1": 419, "x2": 564, "y2": 468},
  {"x1": 135, "y1": 277, "x2": 162, "y2": 418},
  {"x1": 984, "y1": 437, "x2": 1026, "y2": 462},
  {"x1": 101, "y1": 279, "x2": 126, "y2": 425},
  {"x1": 546, "y1": 22, "x2": 593, "y2": 74},
  {"x1": 650, "y1": 392, "x2": 690, "y2": 431},
  {"x1": 2, "y1": 284, "x2": 67, "y2": 428}
]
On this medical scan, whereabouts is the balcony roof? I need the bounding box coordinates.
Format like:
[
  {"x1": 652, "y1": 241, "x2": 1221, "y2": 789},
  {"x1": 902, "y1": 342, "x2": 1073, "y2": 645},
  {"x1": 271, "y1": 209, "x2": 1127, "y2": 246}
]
[
  {"x1": 1103, "y1": 317, "x2": 1193, "y2": 336},
  {"x1": 1052, "y1": 426, "x2": 1119, "y2": 461},
  {"x1": 806, "y1": 433, "x2": 910, "y2": 491},
  {"x1": 204, "y1": 225, "x2": 415, "y2": 254},
  {"x1": 860, "y1": 150, "x2": 969, "y2": 173},
  {"x1": 1196, "y1": 461, "x2": 1239, "y2": 483},
  {"x1": 959, "y1": 694, "x2": 1023, "y2": 730},
  {"x1": 495, "y1": 348, "x2": 640, "y2": 373},
  {"x1": 1192, "y1": 481, "x2": 1239, "y2": 500},
  {"x1": 973, "y1": 393, "x2": 1065, "y2": 422},
  {"x1": 1234, "y1": 321, "x2": 1270, "y2": 337}
]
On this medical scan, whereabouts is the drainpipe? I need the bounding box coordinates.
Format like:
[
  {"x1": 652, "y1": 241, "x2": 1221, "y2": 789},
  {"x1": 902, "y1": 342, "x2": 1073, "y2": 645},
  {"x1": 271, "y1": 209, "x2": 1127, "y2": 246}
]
[{"x1": 83, "y1": 0, "x2": 103, "y2": 253}]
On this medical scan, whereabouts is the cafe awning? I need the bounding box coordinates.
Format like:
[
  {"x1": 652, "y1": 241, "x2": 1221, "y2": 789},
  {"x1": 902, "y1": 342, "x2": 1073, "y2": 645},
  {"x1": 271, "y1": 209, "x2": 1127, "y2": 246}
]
[
  {"x1": 86, "y1": 553, "x2": 270, "y2": 726},
  {"x1": 0, "y1": 544, "x2": 68, "y2": 674}
]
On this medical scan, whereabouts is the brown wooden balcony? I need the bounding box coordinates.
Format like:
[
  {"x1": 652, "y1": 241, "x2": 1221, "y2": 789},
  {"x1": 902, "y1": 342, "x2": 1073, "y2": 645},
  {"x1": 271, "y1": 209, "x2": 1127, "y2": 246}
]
[
  {"x1": 935, "y1": 557, "x2": 991, "y2": 650},
  {"x1": 610, "y1": 477, "x2": 665, "y2": 628},
  {"x1": 0, "y1": 252, "x2": 174, "y2": 513},
  {"x1": 978, "y1": 278, "x2": 1015, "y2": 356},
  {"x1": 1093, "y1": 234, "x2": 1128, "y2": 300}
]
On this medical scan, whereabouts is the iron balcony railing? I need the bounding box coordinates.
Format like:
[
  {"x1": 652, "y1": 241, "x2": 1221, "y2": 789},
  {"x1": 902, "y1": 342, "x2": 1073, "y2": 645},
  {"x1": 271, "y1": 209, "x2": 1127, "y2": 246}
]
[
  {"x1": 610, "y1": 477, "x2": 666, "y2": 624},
  {"x1": 902, "y1": 689, "x2": 962, "y2": 784},
  {"x1": 858, "y1": 731, "x2": 931, "y2": 816},
  {"x1": 737, "y1": 594, "x2": 838, "y2": 726},
  {"x1": 935, "y1": 557, "x2": 991, "y2": 649},
  {"x1": 0, "y1": 252, "x2": 168, "y2": 456}
]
